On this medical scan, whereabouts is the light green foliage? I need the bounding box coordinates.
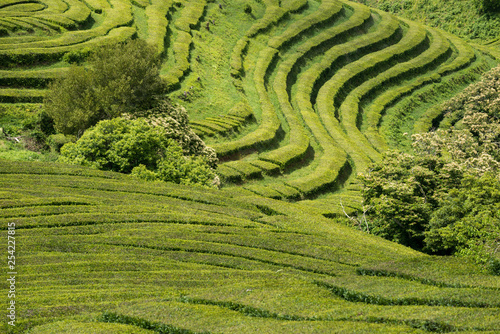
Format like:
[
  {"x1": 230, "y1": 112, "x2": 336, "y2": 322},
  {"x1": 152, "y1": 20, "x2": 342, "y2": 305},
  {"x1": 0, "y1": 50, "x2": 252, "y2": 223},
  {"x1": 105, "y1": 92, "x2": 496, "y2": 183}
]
[
  {"x1": 58, "y1": 117, "x2": 216, "y2": 187},
  {"x1": 413, "y1": 65, "x2": 500, "y2": 175},
  {"x1": 156, "y1": 144, "x2": 216, "y2": 187},
  {"x1": 364, "y1": 0, "x2": 500, "y2": 42},
  {"x1": 59, "y1": 118, "x2": 170, "y2": 173},
  {"x1": 45, "y1": 40, "x2": 165, "y2": 136}
]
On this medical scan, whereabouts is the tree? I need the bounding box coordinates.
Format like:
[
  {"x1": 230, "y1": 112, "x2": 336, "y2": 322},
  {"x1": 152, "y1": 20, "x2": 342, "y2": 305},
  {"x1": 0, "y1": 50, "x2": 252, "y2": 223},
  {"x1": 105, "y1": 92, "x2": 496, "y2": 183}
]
[
  {"x1": 426, "y1": 174, "x2": 500, "y2": 273},
  {"x1": 58, "y1": 117, "x2": 217, "y2": 188},
  {"x1": 476, "y1": 0, "x2": 500, "y2": 13},
  {"x1": 129, "y1": 99, "x2": 218, "y2": 168},
  {"x1": 45, "y1": 40, "x2": 165, "y2": 136}
]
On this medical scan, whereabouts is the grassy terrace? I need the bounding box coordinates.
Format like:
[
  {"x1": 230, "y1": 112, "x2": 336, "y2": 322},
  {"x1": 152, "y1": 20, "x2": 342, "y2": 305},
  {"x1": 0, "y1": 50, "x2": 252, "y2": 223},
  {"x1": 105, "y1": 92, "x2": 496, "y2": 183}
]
[
  {"x1": 1, "y1": 160, "x2": 500, "y2": 333},
  {"x1": 1, "y1": 0, "x2": 500, "y2": 332}
]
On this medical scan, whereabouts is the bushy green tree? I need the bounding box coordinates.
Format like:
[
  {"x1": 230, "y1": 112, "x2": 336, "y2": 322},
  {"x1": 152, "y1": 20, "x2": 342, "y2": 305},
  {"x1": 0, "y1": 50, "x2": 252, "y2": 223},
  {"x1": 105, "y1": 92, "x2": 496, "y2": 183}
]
[
  {"x1": 360, "y1": 66, "x2": 500, "y2": 273},
  {"x1": 359, "y1": 151, "x2": 462, "y2": 249},
  {"x1": 45, "y1": 40, "x2": 165, "y2": 136},
  {"x1": 476, "y1": 0, "x2": 500, "y2": 13},
  {"x1": 59, "y1": 117, "x2": 217, "y2": 188}
]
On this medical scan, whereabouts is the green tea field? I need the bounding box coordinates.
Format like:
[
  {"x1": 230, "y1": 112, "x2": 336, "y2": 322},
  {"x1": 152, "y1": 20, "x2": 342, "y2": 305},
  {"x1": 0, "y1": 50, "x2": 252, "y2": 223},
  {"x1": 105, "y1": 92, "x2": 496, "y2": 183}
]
[
  {"x1": 1, "y1": 0, "x2": 500, "y2": 332},
  {"x1": 1, "y1": 160, "x2": 500, "y2": 333}
]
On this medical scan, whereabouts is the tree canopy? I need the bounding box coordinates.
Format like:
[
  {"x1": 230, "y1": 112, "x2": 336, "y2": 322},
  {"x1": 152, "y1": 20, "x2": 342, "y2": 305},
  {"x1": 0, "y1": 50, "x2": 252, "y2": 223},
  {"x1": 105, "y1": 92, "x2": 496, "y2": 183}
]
[{"x1": 45, "y1": 40, "x2": 165, "y2": 136}]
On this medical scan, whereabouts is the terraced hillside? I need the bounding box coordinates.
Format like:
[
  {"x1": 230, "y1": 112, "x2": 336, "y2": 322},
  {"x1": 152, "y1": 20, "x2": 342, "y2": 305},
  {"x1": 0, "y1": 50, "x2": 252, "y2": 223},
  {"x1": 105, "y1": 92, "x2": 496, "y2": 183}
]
[
  {"x1": 1, "y1": 1, "x2": 498, "y2": 212},
  {"x1": 1, "y1": 160, "x2": 500, "y2": 333},
  {"x1": 2, "y1": 0, "x2": 500, "y2": 332},
  {"x1": 179, "y1": 0, "x2": 497, "y2": 216}
]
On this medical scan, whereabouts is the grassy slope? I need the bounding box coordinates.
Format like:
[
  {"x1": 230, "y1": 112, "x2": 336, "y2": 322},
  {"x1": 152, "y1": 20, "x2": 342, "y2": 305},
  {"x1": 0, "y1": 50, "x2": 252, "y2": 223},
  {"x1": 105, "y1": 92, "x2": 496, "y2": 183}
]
[
  {"x1": 1, "y1": 0, "x2": 500, "y2": 333},
  {"x1": 1, "y1": 160, "x2": 500, "y2": 334}
]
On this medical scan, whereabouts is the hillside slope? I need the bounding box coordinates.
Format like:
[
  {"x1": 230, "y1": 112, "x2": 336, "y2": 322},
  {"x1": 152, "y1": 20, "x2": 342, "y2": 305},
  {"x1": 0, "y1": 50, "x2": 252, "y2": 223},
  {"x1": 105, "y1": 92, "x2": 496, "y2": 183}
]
[{"x1": 1, "y1": 160, "x2": 500, "y2": 333}]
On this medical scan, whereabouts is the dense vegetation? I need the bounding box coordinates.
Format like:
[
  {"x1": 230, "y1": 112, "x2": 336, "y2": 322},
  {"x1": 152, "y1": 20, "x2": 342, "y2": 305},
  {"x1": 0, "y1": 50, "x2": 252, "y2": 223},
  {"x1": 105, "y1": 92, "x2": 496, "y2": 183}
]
[
  {"x1": 360, "y1": 66, "x2": 500, "y2": 272},
  {"x1": 1, "y1": 0, "x2": 500, "y2": 332},
  {"x1": 361, "y1": 0, "x2": 500, "y2": 43},
  {"x1": 45, "y1": 40, "x2": 165, "y2": 136}
]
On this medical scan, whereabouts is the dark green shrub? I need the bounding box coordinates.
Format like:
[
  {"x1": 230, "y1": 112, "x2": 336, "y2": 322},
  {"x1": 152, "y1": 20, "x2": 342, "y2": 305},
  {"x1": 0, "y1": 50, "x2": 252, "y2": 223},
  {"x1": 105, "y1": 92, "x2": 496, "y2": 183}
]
[
  {"x1": 62, "y1": 48, "x2": 92, "y2": 64},
  {"x1": 45, "y1": 40, "x2": 165, "y2": 136},
  {"x1": 489, "y1": 258, "x2": 500, "y2": 275},
  {"x1": 244, "y1": 4, "x2": 252, "y2": 14},
  {"x1": 59, "y1": 117, "x2": 217, "y2": 187},
  {"x1": 477, "y1": 0, "x2": 500, "y2": 12}
]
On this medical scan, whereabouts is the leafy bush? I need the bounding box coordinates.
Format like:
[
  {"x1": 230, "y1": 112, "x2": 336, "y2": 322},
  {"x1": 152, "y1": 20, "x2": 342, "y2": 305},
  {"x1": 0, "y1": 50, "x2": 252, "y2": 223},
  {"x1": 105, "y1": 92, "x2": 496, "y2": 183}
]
[
  {"x1": 359, "y1": 151, "x2": 460, "y2": 250},
  {"x1": 62, "y1": 48, "x2": 92, "y2": 64},
  {"x1": 360, "y1": 67, "x2": 500, "y2": 271},
  {"x1": 426, "y1": 174, "x2": 500, "y2": 271},
  {"x1": 47, "y1": 134, "x2": 76, "y2": 153},
  {"x1": 476, "y1": 0, "x2": 500, "y2": 13},
  {"x1": 59, "y1": 117, "x2": 217, "y2": 188},
  {"x1": 45, "y1": 40, "x2": 165, "y2": 136},
  {"x1": 131, "y1": 99, "x2": 218, "y2": 168}
]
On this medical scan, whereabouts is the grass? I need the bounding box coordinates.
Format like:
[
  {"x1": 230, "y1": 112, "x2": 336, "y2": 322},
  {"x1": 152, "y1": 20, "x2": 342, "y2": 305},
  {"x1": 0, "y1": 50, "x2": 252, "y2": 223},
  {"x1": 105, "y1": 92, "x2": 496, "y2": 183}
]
[{"x1": 2, "y1": 0, "x2": 500, "y2": 332}]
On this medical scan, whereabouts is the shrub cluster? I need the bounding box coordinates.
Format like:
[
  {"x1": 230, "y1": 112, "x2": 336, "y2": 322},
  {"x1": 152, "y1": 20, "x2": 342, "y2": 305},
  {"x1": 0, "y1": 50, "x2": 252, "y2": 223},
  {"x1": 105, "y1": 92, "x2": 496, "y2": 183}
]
[
  {"x1": 59, "y1": 117, "x2": 217, "y2": 188},
  {"x1": 360, "y1": 66, "x2": 500, "y2": 274}
]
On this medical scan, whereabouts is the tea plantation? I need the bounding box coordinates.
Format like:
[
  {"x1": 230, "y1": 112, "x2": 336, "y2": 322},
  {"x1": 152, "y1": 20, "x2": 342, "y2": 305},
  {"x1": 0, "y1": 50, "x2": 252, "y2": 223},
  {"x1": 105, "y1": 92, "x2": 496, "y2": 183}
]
[{"x1": 1, "y1": 0, "x2": 500, "y2": 332}]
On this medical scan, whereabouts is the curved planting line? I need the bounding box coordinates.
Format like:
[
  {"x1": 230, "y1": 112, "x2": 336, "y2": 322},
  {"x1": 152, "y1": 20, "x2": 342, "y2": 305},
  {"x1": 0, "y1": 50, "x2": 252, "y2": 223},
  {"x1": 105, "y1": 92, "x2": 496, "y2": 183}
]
[
  {"x1": 80, "y1": 0, "x2": 110, "y2": 11},
  {"x1": 285, "y1": 7, "x2": 398, "y2": 197},
  {"x1": 230, "y1": 0, "x2": 307, "y2": 78},
  {"x1": 179, "y1": 296, "x2": 312, "y2": 321},
  {"x1": 99, "y1": 311, "x2": 210, "y2": 334},
  {"x1": 256, "y1": 0, "x2": 345, "y2": 170},
  {"x1": 315, "y1": 281, "x2": 500, "y2": 308},
  {"x1": 0, "y1": 0, "x2": 133, "y2": 56},
  {"x1": 98, "y1": 240, "x2": 342, "y2": 277},
  {"x1": 232, "y1": 2, "x2": 375, "y2": 197},
  {"x1": 341, "y1": 27, "x2": 452, "y2": 159},
  {"x1": 380, "y1": 52, "x2": 493, "y2": 147},
  {"x1": 161, "y1": 0, "x2": 206, "y2": 89},
  {"x1": 5, "y1": 210, "x2": 259, "y2": 229},
  {"x1": 0, "y1": 67, "x2": 67, "y2": 88},
  {"x1": 190, "y1": 101, "x2": 254, "y2": 138},
  {"x1": 322, "y1": 19, "x2": 430, "y2": 169},
  {"x1": 314, "y1": 13, "x2": 402, "y2": 177},
  {"x1": 213, "y1": 47, "x2": 281, "y2": 158},
  {"x1": 60, "y1": 0, "x2": 92, "y2": 24},
  {"x1": 267, "y1": 0, "x2": 343, "y2": 50},
  {"x1": 356, "y1": 268, "x2": 487, "y2": 289},
  {"x1": 152, "y1": 229, "x2": 360, "y2": 267}
]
